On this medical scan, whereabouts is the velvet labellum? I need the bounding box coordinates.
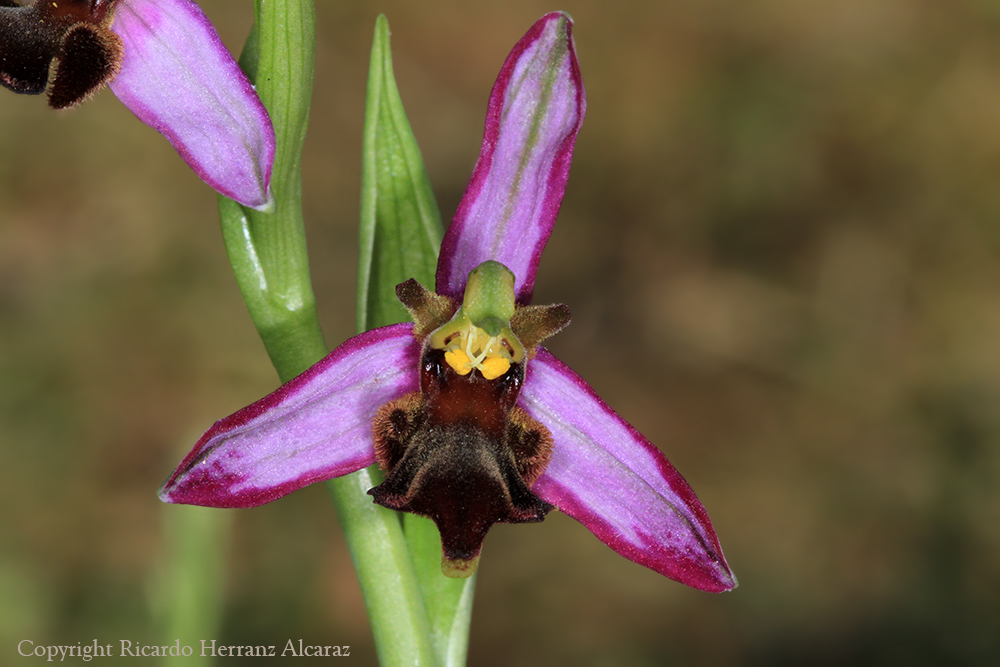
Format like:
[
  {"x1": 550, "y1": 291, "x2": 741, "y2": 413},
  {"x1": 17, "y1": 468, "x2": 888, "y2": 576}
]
[
  {"x1": 0, "y1": 0, "x2": 123, "y2": 109},
  {"x1": 370, "y1": 349, "x2": 554, "y2": 577}
]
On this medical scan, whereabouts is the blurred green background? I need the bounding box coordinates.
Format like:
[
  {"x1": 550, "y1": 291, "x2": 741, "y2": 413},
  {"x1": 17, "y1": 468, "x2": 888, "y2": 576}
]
[{"x1": 3, "y1": 0, "x2": 1000, "y2": 664}]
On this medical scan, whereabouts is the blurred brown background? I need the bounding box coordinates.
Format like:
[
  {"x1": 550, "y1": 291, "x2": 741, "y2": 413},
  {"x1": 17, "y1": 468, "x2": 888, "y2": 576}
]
[{"x1": 3, "y1": 0, "x2": 1000, "y2": 664}]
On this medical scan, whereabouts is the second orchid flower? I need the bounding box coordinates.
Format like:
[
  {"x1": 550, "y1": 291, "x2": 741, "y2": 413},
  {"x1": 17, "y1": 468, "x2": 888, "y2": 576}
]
[{"x1": 0, "y1": 0, "x2": 275, "y2": 210}]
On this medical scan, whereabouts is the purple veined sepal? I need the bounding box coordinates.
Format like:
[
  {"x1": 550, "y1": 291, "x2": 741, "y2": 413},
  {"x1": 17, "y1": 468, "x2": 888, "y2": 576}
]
[
  {"x1": 159, "y1": 324, "x2": 420, "y2": 508},
  {"x1": 435, "y1": 12, "x2": 586, "y2": 304},
  {"x1": 109, "y1": 0, "x2": 276, "y2": 211},
  {"x1": 520, "y1": 349, "x2": 738, "y2": 593}
]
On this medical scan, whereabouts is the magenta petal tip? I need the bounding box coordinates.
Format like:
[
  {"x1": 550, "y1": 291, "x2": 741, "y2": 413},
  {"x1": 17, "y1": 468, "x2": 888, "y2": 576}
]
[
  {"x1": 159, "y1": 325, "x2": 420, "y2": 508},
  {"x1": 522, "y1": 350, "x2": 736, "y2": 592}
]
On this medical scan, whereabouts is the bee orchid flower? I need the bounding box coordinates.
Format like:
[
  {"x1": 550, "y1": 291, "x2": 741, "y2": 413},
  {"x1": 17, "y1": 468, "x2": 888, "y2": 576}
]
[
  {"x1": 0, "y1": 0, "x2": 275, "y2": 210},
  {"x1": 158, "y1": 12, "x2": 736, "y2": 593}
]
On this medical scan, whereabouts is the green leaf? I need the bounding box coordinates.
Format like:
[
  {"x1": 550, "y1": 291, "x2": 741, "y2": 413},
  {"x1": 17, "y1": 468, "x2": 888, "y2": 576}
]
[
  {"x1": 357, "y1": 15, "x2": 474, "y2": 667},
  {"x1": 358, "y1": 14, "x2": 444, "y2": 333}
]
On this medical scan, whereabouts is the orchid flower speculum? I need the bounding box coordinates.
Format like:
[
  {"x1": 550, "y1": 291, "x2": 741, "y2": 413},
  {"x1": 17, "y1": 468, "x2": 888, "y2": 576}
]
[
  {"x1": 0, "y1": 0, "x2": 275, "y2": 210},
  {"x1": 159, "y1": 12, "x2": 736, "y2": 593}
]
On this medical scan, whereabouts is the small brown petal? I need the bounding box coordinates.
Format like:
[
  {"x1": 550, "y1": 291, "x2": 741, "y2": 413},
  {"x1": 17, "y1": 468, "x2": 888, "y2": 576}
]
[
  {"x1": 511, "y1": 303, "x2": 572, "y2": 356},
  {"x1": 395, "y1": 278, "x2": 458, "y2": 339}
]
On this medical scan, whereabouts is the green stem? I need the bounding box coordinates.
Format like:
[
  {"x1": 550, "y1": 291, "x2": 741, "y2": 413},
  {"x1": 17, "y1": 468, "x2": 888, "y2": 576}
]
[
  {"x1": 217, "y1": 2, "x2": 439, "y2": 664},
  {"x1": 219, "y1": 0, "x2": 323, "y2": 377},
  {"x1": 326, "y1": 474, "x2": 438, "y2": 666},
  {"x1": 153, "y1": 505, "x2": 232, "y2": 667},
  {"x1": 218, "y1": 196, "x2": 326, "y2": 377},
  {"x1": 404, "y1": 514, "x2": 476, "y2": 666}
]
